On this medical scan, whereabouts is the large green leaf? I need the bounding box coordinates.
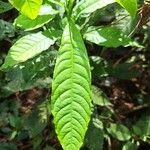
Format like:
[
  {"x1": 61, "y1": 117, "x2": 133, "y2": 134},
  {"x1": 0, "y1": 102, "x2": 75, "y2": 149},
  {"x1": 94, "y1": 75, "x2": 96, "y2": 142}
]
[
  {"x1": 73, "y1": 0, "x2": 115, "y2": 20},
  {"x1": 51, "y1": 20, "x2": 91, "y2": 150},
  {"x1": 9, "y1": 0, "x2": 43, "y2": 19},
  {"x1": 14, "y1": 5, "x2": 58, "y2": 31},
  {"x1": 116, "y1": 0, "x2": 137, "y2": 17},
  {"x1": 1, "y1": 31, "x2": 56, "y2": 69},
  {"x1": 84, "y1": 26, "x2": 133, "y2": 48}
]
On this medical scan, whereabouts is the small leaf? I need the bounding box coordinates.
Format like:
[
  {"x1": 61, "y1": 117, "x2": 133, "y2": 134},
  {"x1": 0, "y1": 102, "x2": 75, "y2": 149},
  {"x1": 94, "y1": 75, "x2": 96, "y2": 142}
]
[
  {"x1": 44, "y1": 145, "x2": 55, "y2": 150},
  {"x1": 85, "y1": 119, "x2": 104, "y2": 150},
  {"x1": 14, "y1": 5, "x2": 59, "y2": 31},
  {"x1": 0, "y1": 19, "x2": 15, "y2": 40},
  {"x1": 1, "y1": 50, "x2": 56, "y2": 97},
  {"x1": 84, "y1": 26, "x2": 132, "y2": 48},
  {"x1": 73, "y1": 0, "x2": 115, "y2": 20},
  {"x1": 133, "y1": 115, "x2": 150, "y2": 136},
  {"x1": 9, "y1": 114, "x2": 22, "y2": 129},
  {"x1": 122, "y1": 142, "x2": 138, "y2": 150},
  {"x1": 90, "y1": 56, "x2": 108, "y2": 77},
  {"x1": 1, "y1": 31, "x2": 56, "y2": 69},
  {"x1": 0, "y1": 1, "x2": 13, "y2": 14},
  {"x1": 24, "y1": 110, "x2": 46, "y2": 137},
  {"x1": 0, "y1": 143, "x2": 17, "y2": 150},
  {"x1": 107, "y1": 123, "x2": 131, "y2": 141},
  {"x1": 116, "y1": 0, "x2": 137, "y2": 17},
  {"x1": 92, "y1": 85, "x2": 112, "y2": 107},
  {"x1": 9, "y1": 0, "x2": 43, "y2": 19},
  {"x1": 51, "y1": 20, "x2": 91, "y2": 150}
]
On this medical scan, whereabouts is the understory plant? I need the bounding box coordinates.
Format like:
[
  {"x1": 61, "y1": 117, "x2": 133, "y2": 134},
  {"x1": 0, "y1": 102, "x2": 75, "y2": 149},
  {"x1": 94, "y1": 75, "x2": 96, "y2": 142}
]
[{"x1": 1, "y1": 0, "x2": 139, "y2": 149}]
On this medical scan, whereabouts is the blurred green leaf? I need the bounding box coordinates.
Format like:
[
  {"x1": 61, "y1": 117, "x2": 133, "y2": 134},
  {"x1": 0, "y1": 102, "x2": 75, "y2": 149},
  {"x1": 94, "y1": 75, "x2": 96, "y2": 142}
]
[
  {"x1": 14, "y1": 5, "x2": 59, "y2": 31},
  {"x1": 32, "y1": 135, "x2": 43, "y2": 149},
  {"x1": 85, "y1": 118, "x2": 104, "y2": 150},
  {"x1": 9, "y1": 0, "x2": 43, "y2": 19},
  {"x1": 24, "y1": 110, "x2": 46, "y2": 138},
  {"x1": 1, "y1": 50, "x2": 56, "y2": 97},
  {"x1": 92, "y1": 85, "x2": 112, "y2": 107},
  {"x1": 0, "y1": 143, "x2": 17, "y2": 150},
  {"x1": 107, "y1": 123, "x2": 131, "y2": 141},
  {"x1": 0, "y1": 19, "x2": 15, "y2": 40},
  {"x1": 1, "y1": 31, "x2": 57, "y2": 69},
  {"x1": 9, "y1": 114, "x2": 22, "y2": 129},
  {"x1": 122, "y1": 142, "x2": 138, "y2": 150},
  {"x1": 84, "y1": 26, "x2": 133, "y2": 47},
  {"x1": 113, "y1": 8, "x2": 137, "y2": 35},
  {"x1": 133, "y1": 115, "x2": 150, "y2": 137},
  {"x1": 0, "y1": 1, "x2": 13, "y2": 14},
  {"x1": 10, "y1": 130, "x2": 17, "y2": 140},
  {"x1": 90, "y1": 56, "x2": 108, "y2": 77},
  {"x1": 38, "y1": 100, "x2": 50, "y2": 123},
  {"x1": 116, "y1": 0, "x2": 137, "y2": 17}
]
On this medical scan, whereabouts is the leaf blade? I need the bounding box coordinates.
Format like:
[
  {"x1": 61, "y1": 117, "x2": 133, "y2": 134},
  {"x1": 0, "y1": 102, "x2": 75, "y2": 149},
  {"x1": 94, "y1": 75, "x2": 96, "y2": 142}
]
[
  {"x1": 84, "y1": 26, "x2": 132, "y2": 48},
  {"x1": 0, "y1": 1, "x2": 13, "y2": 14},
  {"x1": 116, "y1": 0, "x2": 137, "y2": 17},
  {"x1": 107, "y1": 123, "x2": 131, "y2": 141},
  {"x1": 73, "y1": 0, "x2": 115, "y2": 20},
  {"x1": 9, "y1": 0, "x2": 43, "y2": 19},
  {"x1": 14, "y1": 5, "x2": 58, "y2": 31},
  {"x1": 1, "y1": 31, "x2": 56, "y2": 69},
  {"x1": 51, "y1": 21, "x2": 91, "y2": 150}
]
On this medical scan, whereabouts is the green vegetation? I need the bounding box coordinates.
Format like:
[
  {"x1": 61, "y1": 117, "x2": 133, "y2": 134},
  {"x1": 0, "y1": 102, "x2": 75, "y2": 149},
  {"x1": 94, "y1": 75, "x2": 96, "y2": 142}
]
[{"x1": 0, "y1": 0, "x2": 150, "y2": 150}]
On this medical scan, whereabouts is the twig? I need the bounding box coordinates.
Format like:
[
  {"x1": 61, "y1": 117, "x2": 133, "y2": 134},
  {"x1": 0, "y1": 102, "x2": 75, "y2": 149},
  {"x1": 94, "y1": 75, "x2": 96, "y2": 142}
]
[{"x1": 123, "y1": 103, "x2": 150, "y2": 115}]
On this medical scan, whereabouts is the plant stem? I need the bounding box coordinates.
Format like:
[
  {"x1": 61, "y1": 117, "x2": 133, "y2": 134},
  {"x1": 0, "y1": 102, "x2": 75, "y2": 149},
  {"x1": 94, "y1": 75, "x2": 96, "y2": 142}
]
[{"x1": 67, "y1": 0, "x2": 74, "y2": 18}]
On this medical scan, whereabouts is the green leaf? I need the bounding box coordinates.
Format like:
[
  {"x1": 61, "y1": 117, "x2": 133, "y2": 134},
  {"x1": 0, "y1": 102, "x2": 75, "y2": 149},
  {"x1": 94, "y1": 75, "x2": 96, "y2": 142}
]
[
  {"x1": 0, "y1": 143, "x2": 17, "y2": 150},
  {"x1": 1, "y1": 50, "x2": 56, "y2": 97},
  {"x1": 107, "y1": 123, "x2": 131, "y2": 141},
  {"x1": 116, "y1": 0, "x2": 137, "y2": 17},
  {"x1": 9, "y1": 0, "x2": 43, "y2": 19},
  {"x1": 122, "y1": 142, "x2": 138, "y2": 150},
  {"x1": 114, "y1": 9, "x2": 136, "y2": 35},
  {"x1": 84, "y1": 26, "x2": 132, "y2": 48},
  {"x1": 0, "y1": 1, "x2": 13, "y2": 14},
  {"x1": 92, "y1": 85, "x2": 112, "y2": 107},
  {"x1": 47, "y1": 0, "x2": 65, "y2": 7},
  {"x1": 90, "y1": 56, "x2": 108, "y2": 77},
  {"x1": 9, "y1": 114, "x2": 22, "y2": 129},
  {"x1": 85, "y1": 119, "x2": 104, "y2": 150},
  {"x1": 14, "y1": 5, "x2": 59, "y2": 31},
  {"x1": 133, "y1": 115, "x2": 150, "y2": 136},
  {"x1": 24, "y1": 110, "x2": 46, "y2": 137},
  {"x1": 73, "y1": 0, "x2": 115, "y2": 20},
  {"x1": 44, "y1": 145, "x2": 55, "y2": 150},
  {"x1": 0, "y1": 19, "x2": 15, "y2": 40},
  {"x1": 51, "y1": 20, "x2": 91, "y2": 150},
  {"x1": 1, "y1": 31, "x2": 56, "y2": 69}
]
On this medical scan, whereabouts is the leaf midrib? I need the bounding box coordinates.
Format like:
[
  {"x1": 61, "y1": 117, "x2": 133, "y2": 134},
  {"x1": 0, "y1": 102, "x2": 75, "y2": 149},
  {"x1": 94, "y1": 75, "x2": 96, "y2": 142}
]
[{"x1": 67, "y1": 22, "x2": 78, "y2": 149}]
